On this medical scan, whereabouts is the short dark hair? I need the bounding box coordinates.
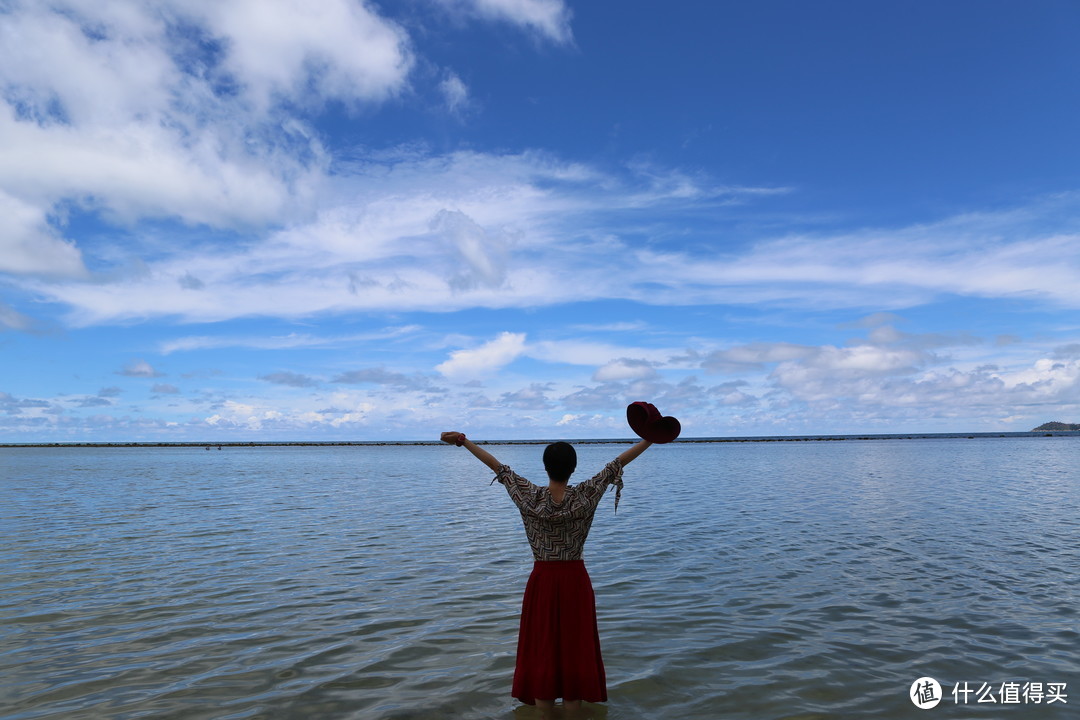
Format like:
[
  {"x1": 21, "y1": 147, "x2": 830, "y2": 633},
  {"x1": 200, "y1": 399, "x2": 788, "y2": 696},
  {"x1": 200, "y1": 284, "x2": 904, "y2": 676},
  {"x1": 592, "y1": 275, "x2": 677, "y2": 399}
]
[{"x1": 543, "y1": 441, "x2": 577, "y2": 483}]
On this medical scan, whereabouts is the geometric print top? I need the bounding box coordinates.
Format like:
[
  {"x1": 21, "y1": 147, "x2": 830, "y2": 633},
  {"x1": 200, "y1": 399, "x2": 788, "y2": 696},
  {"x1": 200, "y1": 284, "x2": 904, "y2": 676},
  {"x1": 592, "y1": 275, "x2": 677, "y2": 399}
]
[{"x1": 491, "y1": 459, "x2": 624, "y2": 561}]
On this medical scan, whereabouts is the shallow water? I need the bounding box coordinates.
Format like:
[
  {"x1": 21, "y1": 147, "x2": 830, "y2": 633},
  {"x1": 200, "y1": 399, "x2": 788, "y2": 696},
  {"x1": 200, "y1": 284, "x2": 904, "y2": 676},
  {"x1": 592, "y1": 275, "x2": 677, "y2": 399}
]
[{"x1": 2, "y1": 438, "x2": 1078, "y2": 718}]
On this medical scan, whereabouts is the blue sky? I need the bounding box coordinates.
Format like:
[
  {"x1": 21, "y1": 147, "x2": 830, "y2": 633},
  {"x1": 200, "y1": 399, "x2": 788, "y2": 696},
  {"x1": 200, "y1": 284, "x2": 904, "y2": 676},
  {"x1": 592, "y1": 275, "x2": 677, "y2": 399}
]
[{"x1": 3, "y1": 0, "x2": 1080, "y2": 442}]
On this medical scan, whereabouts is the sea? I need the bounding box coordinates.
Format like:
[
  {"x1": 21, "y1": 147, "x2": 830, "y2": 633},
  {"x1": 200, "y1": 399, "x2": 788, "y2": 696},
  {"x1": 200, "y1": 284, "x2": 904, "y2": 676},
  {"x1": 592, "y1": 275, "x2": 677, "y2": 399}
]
[{"x1": 2, "y1": 435, "x2": 1078, "y2": 719}]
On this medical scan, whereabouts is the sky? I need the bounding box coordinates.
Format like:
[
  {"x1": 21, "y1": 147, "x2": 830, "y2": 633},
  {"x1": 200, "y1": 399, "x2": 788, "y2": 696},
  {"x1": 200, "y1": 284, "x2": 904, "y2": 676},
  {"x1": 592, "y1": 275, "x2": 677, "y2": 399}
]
[{"x1": 2, "y1": 0, "x2": 1080, "y2": 442}]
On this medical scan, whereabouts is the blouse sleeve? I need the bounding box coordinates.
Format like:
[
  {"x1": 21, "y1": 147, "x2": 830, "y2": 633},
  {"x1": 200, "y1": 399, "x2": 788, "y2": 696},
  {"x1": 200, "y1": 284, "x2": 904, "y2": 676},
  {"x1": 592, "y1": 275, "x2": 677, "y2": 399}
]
[
  {"x1": 491, "y1": 464, "x2": 534, "y2": 509},
  {"x1": 578, "y1": 458, "x2": 625, "y2": 515}
]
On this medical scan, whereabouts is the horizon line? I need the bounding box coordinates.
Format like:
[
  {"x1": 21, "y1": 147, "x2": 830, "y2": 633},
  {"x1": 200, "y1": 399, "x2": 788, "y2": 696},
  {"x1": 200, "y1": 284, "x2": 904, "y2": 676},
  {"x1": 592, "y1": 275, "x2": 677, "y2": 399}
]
[{"x1": 3, "y1": 430, "x2": 1079, "y2": 449}]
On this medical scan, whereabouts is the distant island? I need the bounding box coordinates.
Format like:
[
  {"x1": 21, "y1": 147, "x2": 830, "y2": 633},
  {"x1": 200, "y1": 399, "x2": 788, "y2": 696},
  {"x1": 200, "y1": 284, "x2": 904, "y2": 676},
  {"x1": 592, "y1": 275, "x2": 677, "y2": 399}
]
[{"x1": 1032, "y1": 422, "x2": 1080, "y2": 431}]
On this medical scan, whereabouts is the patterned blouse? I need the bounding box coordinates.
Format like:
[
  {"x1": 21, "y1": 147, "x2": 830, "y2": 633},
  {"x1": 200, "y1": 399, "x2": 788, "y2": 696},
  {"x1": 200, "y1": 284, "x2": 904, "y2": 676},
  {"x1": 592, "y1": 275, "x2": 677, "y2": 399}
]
[{"x1": 491, "y1": 459, "x2": 624, "y2": 561}]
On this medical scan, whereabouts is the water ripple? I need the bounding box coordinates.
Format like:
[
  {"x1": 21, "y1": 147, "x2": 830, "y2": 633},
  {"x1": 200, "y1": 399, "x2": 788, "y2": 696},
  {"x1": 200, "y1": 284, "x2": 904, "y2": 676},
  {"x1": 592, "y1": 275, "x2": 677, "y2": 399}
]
[{"x1": 2, "y1": 440, "x2": 1079, "y2": 718}]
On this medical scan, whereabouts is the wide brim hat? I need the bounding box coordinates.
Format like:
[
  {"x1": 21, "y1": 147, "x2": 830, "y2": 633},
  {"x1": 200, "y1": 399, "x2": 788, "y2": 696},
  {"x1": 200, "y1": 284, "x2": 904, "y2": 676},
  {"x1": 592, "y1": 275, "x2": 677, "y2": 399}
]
[{"x1": 626, "y1": 401, "x2": 681, "y2": 444}]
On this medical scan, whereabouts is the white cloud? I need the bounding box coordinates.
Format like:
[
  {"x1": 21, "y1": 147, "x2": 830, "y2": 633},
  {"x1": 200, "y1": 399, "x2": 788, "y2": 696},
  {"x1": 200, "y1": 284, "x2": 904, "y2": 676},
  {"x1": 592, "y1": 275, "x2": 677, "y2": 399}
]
[
  {"x1": 630, "y1": 196, "x2": 1080, "y2": 310},
  {"x1": 994, "y1": 358, "x2": 1080, "y2": 398},
  {"x1": 533, "y1": 330, "x2": 1080, "y2": 433},
  {"x1": 770, "y1": 345, "x2": 930, "y2": 402},
  {"x1": 702, "y1": 342, "x2": 814, "y2": 373},
  {"x1": 178, "y1": 272, "x2": 205, "y2": 291},
  {"x1": 0, "y1": 302, "x2": 35, "y2": 332},
  {"x1": 1, "y1": 1, "x2": 413, "y2": 116},
  {"x1": 205, "y1": 400, "x2": 278, "y2": 431},
  {"x1": 560, "y1": 381, "x2": 632, "y2": 411},
  {"x1": 118, "y1": 359, "x2": 164, "y2": 378},
  {"x1": 9, "y1": 318, "x2": 1080, "y2": 439},
  {"x1": 201, "y1": 0, "x2": 412, "y2": 111},
  {"x1": 1055, "y1": 343, "x2": 1080, "y2": 359},
  {"x1": 1, "y1": 110, "x2": 319, "y2": 228},
  {"x1": 528, "y1": 340, "x2": 672, "y2": 366},
  {"x1": 571, "y1": 321, "x2": 649, "y2": 333},
  {"x1": 593, "y1": 358, "x2": 657, "y2": 382},
  {"x1": 431, "y1": 209, "x2": 509, "y2": 290},
  {"x1": 10, "y1": 127, "x2": 1080, "y2": 329},
  {"x1": 440, "y1": 0, "x2": 573, "y2": 43},
  {"x1": 13, "y1": 148, "x2": 783, "y2": 325},
  {"x1": 0, "y1": 191, "x2": 86, "y2": 277},
  {"x1": 436, "y1": 331, "x2": 527, "y2": 378},
  {"x1": 333, "y1": 368, "x2": 438, "y2": 391},
  {"x1": 259, "y1": 372, "x2": 319, "y2": 388},
  {"x1": 688, "y1": 324, "x2": 1080, "y2": 418},
  {"x1": 499, "y1": 382, "x2": 554, "y2": 409},
  {"x1": 0, "y1": 0, "x2": 413, "y2": 277},
  {"x1": 439, "y1": 71, "x2": 470, "y2": 115},
  {"x1": 159, "y1": 326, "x2": 420, "y2": 354}
]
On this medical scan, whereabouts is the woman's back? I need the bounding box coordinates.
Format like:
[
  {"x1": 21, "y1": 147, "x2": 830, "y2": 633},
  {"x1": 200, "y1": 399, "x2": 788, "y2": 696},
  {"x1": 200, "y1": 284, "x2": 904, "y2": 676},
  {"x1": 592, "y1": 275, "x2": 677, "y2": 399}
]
[{"x1": 492, "y1": 459, "x2": 624, "y2": 561}]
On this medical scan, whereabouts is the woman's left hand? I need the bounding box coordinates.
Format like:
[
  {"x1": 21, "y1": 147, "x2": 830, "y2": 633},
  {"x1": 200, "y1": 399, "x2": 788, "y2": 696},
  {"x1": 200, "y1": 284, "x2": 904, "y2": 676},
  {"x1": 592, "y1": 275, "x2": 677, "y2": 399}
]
[{"x1": 440, "y1": 431, "x2": 463, "y2": 445}]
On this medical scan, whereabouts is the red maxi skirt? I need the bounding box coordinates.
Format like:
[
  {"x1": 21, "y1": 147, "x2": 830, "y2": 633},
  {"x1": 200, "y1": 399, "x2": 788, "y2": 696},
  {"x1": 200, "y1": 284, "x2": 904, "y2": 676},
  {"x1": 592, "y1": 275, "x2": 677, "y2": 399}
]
[{"x1": 512, "y1": 559, "x2": 607, "y2": 705}]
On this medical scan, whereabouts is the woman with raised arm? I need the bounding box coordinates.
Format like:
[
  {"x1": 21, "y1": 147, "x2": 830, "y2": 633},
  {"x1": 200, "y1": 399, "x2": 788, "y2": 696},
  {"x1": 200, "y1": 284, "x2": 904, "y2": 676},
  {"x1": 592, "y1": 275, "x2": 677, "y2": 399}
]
[{"x1": 439, "y1": 402, "x2": 679, "y2": 714}]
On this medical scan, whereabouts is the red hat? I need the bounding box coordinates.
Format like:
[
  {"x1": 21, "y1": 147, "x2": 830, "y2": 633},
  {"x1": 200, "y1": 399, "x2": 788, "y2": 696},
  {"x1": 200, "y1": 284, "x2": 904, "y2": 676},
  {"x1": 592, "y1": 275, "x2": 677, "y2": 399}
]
[{"x1": 626, "y1": 401, "x2": 681, "y2": 444}]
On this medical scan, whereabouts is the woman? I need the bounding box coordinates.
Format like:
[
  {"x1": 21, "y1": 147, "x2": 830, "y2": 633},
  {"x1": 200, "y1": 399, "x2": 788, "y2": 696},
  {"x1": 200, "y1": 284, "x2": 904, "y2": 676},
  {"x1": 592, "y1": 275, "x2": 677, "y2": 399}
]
[{"x1": 440, "y1": 431, "x2": 653, "y2": 712}]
